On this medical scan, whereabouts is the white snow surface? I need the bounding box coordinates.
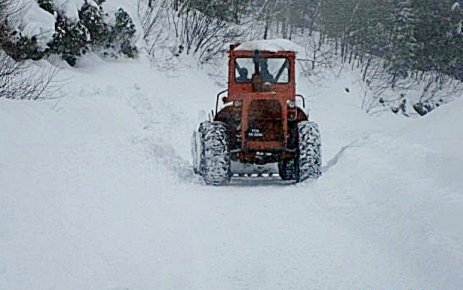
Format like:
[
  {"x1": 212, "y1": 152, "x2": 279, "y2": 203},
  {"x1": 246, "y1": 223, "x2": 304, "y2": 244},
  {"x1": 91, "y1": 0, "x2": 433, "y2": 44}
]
[
  {"x1": 18, "y1": 0, "x2": 102, "y2": 48},
  {"x1": 20, "y1": 0, "x2": 56, "y2": 48},
  {"x1": 53, "y1": 0, "x2": 86, "y2": 20},
  {"x1": 235, "y1": 38, "x2": 303, "y2": 53},
  {"x1": 1, "y1": 56, "x2": 463, "y2": 289}
]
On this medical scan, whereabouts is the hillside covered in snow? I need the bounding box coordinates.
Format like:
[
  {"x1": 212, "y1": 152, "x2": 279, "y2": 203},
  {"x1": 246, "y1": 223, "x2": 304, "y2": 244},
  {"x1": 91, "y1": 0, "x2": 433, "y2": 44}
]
[{"x1": 1, "y1": 0, "x2": 463, "y2": 289}]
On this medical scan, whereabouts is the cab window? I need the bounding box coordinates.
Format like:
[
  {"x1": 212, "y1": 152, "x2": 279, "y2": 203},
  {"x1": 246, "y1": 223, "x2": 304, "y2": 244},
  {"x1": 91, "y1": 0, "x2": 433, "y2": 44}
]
[{"x1": 235, "y1": 57, "x2": 289, "y2": 84}]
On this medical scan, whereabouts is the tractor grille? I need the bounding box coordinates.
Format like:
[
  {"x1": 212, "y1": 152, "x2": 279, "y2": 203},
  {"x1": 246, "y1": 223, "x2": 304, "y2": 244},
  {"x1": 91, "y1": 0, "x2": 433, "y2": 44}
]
[{"x1": 247, "y1": 100, "x2": 284, "y2": 141}]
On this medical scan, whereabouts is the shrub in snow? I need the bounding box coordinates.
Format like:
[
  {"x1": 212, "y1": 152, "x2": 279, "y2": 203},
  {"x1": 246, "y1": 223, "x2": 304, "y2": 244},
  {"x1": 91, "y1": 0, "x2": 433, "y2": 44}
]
[
  {"x1": 1, "y1": 32, "x2": 44, "y2": 61},
  {"x1": 2, "y1": 0, "x2": 139, "y2": 65},
  {"x1": 1, "y1": 10, "x2": 45, "y2": 61},
  {"x1": 390, "y1": 96, "x2": 409, "y2": 117},
  {"x1": 413, "y1": 101, "x2": 437, "y2": 116},
  {"x1": 78, "y1": 2, "x2": 109, "y2": 47},
  {"x1": 47, "y1": 15, "x2": 89, "y2": 66},
  {"x1": 77, "y1": 5, "x2": 138, "y2": 59},
  {"x1": 111, "y1": 8, "x2": 138, "y2": 58},
  {"x1": 37, "y1": 0, "x2": 54, "y2": 15}
]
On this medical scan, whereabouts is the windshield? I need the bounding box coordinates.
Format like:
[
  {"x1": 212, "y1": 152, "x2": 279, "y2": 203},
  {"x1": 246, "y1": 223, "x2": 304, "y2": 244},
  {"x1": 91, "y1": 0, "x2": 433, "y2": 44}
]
[{"x1": 235, "y1": 57, "x2": 289, "y2": 84}]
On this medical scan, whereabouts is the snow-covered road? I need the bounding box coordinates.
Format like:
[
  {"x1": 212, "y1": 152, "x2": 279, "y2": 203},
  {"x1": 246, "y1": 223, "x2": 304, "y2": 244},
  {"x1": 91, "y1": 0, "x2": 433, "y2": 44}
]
[{"x1": 1, "y1": 56, "x2": 462, "y2": 289}]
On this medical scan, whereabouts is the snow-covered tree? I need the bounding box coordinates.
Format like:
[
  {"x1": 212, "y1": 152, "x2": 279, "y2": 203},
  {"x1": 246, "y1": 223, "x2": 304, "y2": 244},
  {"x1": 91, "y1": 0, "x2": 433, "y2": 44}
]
[
  {"x1": 387, "y1": 0, "x2": 416, "y2": 85},
  {"x1": 111, "y1": 8, "x2": 138, "y2": 58},
  {"x1": 47, "y1": 16, "x2": 89, "y2": 66},
  {"x1": 2, "y1": 33, "x2": 44, "y2": 61},
  {"x1": 412, "y1": 0, "x2": 462, "y2": 77},
  {"x1": 1, "y1": 0, "x2": 56, "y2": 100},
  {"x1": 78, "y1": 2, "x2": 109, "y2": 46}
]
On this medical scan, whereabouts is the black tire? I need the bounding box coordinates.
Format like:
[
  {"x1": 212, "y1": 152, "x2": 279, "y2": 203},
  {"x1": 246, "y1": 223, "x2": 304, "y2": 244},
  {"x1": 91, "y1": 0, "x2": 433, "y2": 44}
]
[
  {"x1": 198, "y1": 121, "x2": 231, "y2": 185},
  {"x1": 278, "y1": 159, "x2": 296, "y2": 180},
  {"x1": 192, "y1": 122, "x2": 213, "y2": 175},
  {"x1": 191, "y1": 130, "x2": 200, "y2": 174},
  {"x1": 296, "y1": 121, "x2": 322, "y2": 182}
]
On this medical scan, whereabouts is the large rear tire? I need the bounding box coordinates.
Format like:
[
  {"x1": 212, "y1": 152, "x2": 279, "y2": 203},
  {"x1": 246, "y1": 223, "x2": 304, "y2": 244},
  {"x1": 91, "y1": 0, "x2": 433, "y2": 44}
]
[
  {"x1": 296, "y1": 121, "x2": 322, "y2": 182},
  {"x1": 198, "y1": 121, "x2": 231, "y2": 185}
]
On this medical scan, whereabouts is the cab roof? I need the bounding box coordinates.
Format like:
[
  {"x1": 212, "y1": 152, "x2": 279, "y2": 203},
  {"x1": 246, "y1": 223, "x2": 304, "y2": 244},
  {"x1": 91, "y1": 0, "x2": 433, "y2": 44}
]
[{"x1": 233, "y1": 39, "x2": 303, "y2": 54}]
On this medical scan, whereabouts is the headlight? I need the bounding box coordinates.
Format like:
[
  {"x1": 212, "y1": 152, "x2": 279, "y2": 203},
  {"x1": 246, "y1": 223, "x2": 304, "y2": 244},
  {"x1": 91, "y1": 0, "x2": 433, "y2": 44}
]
[
  {"x1": 234, "y1": 100, "x2": 243, "y2": 107},
  {"x1": 287, "y1": 99, "x2": 296, "y2": 108}
]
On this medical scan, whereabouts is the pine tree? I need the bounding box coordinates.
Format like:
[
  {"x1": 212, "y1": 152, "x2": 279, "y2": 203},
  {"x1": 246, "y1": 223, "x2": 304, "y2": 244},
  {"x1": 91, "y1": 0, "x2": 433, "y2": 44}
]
[
  {"x1": 112, "y1": 8, "x2": 138, "y2": 58},
  {"x1": 48, "y1": 16, "x2": 89, "y2": 66},
  {"x1": 448, "y1": 3, "x2": 463, "y2": 79},
  {"x1": 387, "y1": 0, "x2": 416, "y2": 85},
  {"x1": 78, "y1": 2, "x2": 109, "y2": 46},
  {"x1": 412, "y1": 0, "x2": 454, "y2": 73},
  {"x1": 351, "y1": 0, "x2": 393, "y2": 57},
  {"x1": 318, "y1": 0, "x2": 362, "y2": 58}
]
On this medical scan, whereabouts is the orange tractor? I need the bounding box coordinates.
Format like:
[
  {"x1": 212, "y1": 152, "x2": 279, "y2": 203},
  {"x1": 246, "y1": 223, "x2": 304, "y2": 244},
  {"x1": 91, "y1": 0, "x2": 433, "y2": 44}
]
[{"x1": 192, "y1": 39, "x2": 321, "y2": 185}]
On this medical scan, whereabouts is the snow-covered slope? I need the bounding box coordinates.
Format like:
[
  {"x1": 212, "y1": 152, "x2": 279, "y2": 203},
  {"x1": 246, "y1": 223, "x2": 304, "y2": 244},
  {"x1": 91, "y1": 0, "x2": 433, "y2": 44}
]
[{"x1": 1, "y1": 48, "x2": 462, "y2": 289}]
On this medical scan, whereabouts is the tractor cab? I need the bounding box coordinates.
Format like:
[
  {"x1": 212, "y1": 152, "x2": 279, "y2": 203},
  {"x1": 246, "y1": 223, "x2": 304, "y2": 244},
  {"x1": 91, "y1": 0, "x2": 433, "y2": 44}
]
[
  {"x1": 231, "y1": 51, "x2": 292, "y2": 90},
  {"x1": 229, "y1": 44, "x2": 295, "y2": 90}
]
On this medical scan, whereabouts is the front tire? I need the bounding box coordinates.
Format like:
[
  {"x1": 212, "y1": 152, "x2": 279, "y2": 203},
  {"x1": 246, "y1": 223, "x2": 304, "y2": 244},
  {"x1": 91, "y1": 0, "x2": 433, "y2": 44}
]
[
  {"x1": 198, "y1": 121, "x2": 231, "y2": 185},
  {"x1": 296, "y1": 121, "x2": 322, "y2": 182}
]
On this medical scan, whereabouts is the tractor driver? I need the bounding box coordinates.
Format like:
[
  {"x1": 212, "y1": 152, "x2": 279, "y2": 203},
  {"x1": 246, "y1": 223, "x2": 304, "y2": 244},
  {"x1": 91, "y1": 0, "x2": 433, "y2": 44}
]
[
  {"x1": 250, "y1": 55, "x2": 274, "y2": 91},
  {"x1": 260, "y1": 60, "x2": 274, "y2": 82},
  {"x1": 236, "y1": 67, "x2": 249, "y2": 82}
]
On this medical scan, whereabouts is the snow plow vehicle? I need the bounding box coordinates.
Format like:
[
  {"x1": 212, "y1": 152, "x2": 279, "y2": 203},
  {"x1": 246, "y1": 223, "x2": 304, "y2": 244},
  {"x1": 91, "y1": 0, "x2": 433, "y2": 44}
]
[{"x1": 192, "y1": 39, "x2": 321, "y2": 185}]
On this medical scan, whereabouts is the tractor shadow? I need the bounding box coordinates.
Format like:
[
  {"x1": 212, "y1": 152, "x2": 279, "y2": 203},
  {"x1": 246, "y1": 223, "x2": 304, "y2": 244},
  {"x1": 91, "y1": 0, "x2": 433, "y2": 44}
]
[{"x1": 228, "y1": 175, "x2": 296, "y2": 187}]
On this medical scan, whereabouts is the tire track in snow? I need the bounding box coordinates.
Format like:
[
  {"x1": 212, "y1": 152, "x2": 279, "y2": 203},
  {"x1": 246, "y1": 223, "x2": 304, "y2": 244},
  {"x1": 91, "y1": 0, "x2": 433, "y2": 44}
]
[
  {"x1": 127, "y1": 81, "x2": 374, "y2": 185},
  {"x1": 126, "y1": 84, "x2": 199, "y2": 183},
  {"x1": 322, "y1": 134, "x2": 372, "y2": 173}
]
